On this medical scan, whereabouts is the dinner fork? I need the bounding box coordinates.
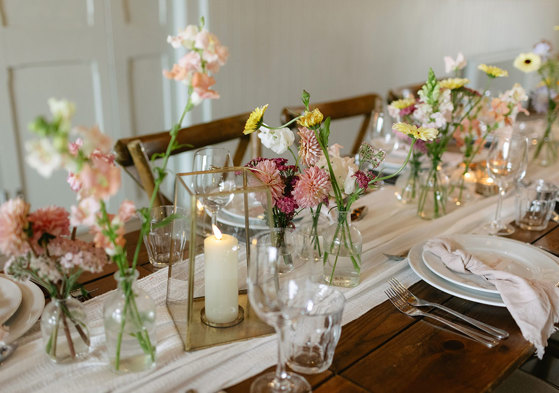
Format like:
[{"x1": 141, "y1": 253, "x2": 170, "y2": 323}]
[
  {"x1": 389, "y1": 278, "x2": 509, "y2": 339},
  {"x1": 385, "y1": 288, "x2": 499, "y2": 348}
]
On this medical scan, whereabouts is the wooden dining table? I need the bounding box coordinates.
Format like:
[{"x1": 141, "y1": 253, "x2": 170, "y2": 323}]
[{"x1": 75, "y1": 220, "x2": 559, "y2": 393}]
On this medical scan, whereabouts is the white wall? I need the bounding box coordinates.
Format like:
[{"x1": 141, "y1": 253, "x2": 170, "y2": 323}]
[{"x1": 186, "y1": 0, "x2": 559, "y2": 155}]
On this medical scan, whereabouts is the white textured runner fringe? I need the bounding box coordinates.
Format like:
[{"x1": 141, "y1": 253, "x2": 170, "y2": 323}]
[{"x1": 2, "y1": 164, "x2": 558, "y2": 393}]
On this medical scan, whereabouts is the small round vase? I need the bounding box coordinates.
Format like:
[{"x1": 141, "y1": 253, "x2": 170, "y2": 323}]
[{"x1": 40, "y1": 296, "x2": 90, "y2": 363}]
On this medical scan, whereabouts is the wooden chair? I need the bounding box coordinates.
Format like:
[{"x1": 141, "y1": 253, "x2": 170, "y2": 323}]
[
  {"x1": 114, "y1": 112, "x2": 260, "y2": 206},
  {"x1": 280, "y1": 93, "x2": 382, "y2": 156}
]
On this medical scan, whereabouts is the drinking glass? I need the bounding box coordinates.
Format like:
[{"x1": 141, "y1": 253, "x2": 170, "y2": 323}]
[
  {"x1": 144, "y1": 206, "x2": 188, "y2": 269},
  {"x1": 192, "y1": 147, "x2": 234, "y2": 227},
  {"x1": 515, "y1": 179, "x2": 558, "y2": 231},
  {"x1": 483, "y1": 129, "x2": 528, "y2": 235},
  {"x1": 284, "y1": 284, "x2": 345, "y2": 374},
  {"x1": 247, "y1": 233, "x2": 312, "y2": 393}
]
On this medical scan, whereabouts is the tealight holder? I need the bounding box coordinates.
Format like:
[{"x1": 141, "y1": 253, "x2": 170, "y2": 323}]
[{"x1": 166, "y1": 167, "x2": 274, "y2": 351}]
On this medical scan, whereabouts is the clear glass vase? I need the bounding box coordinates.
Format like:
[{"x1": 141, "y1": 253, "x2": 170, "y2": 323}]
[
  {"x1": 447, "y1": 162, "x2": 477, "y2": 207},
  {"x1": 417, "y1": 163, "x2": 449, "y2": 220},
  {"x1": 40, "y1": 296, "x2": 90, "y2": 363},
  {"x1": 103, "y1": 269, "x2": 157, "y2": 373},
  {"x1": 394, "y1": 164, "x2": 420, "y2": 204},
  {"x1": 323, "y1": 208, "x2": 362, "y2": 288},
  {"x1": 533, "y1": 136, "x2": 558, "y2": 167}
]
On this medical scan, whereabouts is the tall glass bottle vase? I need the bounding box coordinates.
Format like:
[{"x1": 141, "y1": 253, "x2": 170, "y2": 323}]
[
  {"x1": 323, "y1": 208, "x2": 362, "y2": 288},
  {"x1": 417, "y1": 162, "x2": 449, "y2": 220},
  {"x1": 40, "y1": 296, "x2": 90, "y2": 363},
  {"x1": 103, "y1": 269, "x2": 156, "y2": 373}
]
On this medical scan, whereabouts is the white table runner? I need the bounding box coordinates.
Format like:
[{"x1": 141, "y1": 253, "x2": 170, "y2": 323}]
[{"x1": 3, "y1": 164, "x2": 558, "y2": 393}]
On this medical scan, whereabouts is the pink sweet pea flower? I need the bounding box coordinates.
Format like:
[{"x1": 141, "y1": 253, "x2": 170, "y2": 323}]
[
  {"x1": 70, "y1": 197, "x2": 101, "y2": 227},
  {"x1": 79, "y1": 154, "x2": 121, "y2": 200},
  {"x1": 118, "y1": 200, "x2": 136, "y2": 223}
]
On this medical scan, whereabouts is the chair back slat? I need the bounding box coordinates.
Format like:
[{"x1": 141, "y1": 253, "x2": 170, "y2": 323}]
[
  {"x1": 114, "y1": 112, "x2": 258, "y2": 202},
  {"x1": 280, "y1": 93, "x2": 381, "y2": 155}
]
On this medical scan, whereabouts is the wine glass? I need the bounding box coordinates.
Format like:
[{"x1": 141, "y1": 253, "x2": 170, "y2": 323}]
[
  {"x1": 483, "y1": 129, "x2": 528, "y2": 235},
  {"x1": 367, "y1": 109, "x2": 395, "y2": 185},
  {"x1": 247, "y1": 232, "x2": 312, "y2": 393},
  {"x1": 192, "y1": 147, "x2": 234, "y2": 227}
]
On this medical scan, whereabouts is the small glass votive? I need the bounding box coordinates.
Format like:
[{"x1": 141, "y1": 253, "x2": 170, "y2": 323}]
[
  {"x1": 515, "y1": 179, "x2": 558, "y2": 231},
  {"x1": 144, "y1": 205, "x2": 188, "y2": 268},
  {"x1": 285, "y1": 284, "x2": 345, "y2": 374}
]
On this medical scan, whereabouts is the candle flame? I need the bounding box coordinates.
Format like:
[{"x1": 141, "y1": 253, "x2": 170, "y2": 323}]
[
  {"x1": 212, "y1": 224, "x2": 223, "y2": 240},
  {"x1": 196, "y1": 199, "x2": 204, "y2": 212}
]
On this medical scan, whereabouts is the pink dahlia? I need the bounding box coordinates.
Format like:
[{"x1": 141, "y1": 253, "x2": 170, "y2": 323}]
[
  {"x1": 251, "y1": 160, "x2": 285, "y2": 201},
  {"x1": 298, "y1": 127, "x2": 321, "y2": 167},
  {"x1": 28, "y1": 206, "x2": 70, "y2": 241},
  {"x1": 292, "y1": 167, "x2": 331, "y2": 208},
  {"x1": 0, "y1": 198, "x2": 30, "y2": 256}
]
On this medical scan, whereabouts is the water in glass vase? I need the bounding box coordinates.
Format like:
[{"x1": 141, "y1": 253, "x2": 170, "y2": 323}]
[
  {"x1": 103, "y1": 270, "x2": 157, "y2": 373},
  {"x1": 323, "y1": 208, "x2": 362, "y2": 288}
]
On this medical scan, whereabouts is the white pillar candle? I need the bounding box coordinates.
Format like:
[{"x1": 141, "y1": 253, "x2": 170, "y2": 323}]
[{"x1": 204, "y1": 225, "x2": 239, "y2": 324}]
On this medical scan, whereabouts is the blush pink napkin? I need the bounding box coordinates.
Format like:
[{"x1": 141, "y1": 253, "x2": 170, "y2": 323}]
[{"x1": 424, "y1": 237, "x2": 559, "y2": 358}]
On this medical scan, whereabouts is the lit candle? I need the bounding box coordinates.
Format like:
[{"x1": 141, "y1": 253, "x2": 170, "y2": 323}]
[{"x1": 204, "y1": 225, "x2": 239, "y2": 324}]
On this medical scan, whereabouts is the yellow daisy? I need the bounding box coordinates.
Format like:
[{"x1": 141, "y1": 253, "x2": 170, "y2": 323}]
[
  {"x1": 478, "y1": 64, "x2": 509, "y2": 78},
  {"x1": 514, "y1": 52, "x2": 542, "y2": 73},
  {"x1": 439, "y1": 78, "x2": 470, "y2": 90},
  {"x1": 297, "y1": 108, "x2": 324, "y2": 128},
  {"x1": 243, "y1": 104, "x2": 268, "y2": 135},
  {"x1": 392, "y1": 122, "x2": 439, "y2": 142},
  {"x1": 390, "y1": 97, "x2": 415, "y2": 110}
]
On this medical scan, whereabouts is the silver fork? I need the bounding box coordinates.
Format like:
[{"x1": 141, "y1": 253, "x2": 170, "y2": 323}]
[
  {"x1": 389, "y1": 278, "x2": 509, "y2": 340},
  {"x1": 385, "y1": 287, "x2": 499, "y2": 348}
]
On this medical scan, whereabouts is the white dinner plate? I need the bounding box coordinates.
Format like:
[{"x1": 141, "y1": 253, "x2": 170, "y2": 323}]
[
  {"x1": 408, "y1": 241, "x2": 506, "y2": 307},
  {"x1": 422, "y1": 234, "x2": 559, "y2": 294},
  {"x1": 0, "y1": 274, "x2": 45, "y2": 343},
  {"x1": 0, "y1": 276, "x2": 22, "y2": 325}
]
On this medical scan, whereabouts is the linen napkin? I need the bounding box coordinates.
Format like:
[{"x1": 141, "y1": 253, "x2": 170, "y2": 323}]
[{"x1": 424, "y1": 237, "x2": 559, "y2": 358}]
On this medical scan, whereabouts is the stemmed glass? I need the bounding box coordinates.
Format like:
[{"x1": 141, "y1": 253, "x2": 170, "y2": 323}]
[
  {"x1": 483, "y1": 129, "x2": 528, "y2": 235},
  {"x1": 192, "y1": 147, "x2": 234, "y2": 227},
  {"x1": 247, "y1": 232, "x2": 312, "y2": 393},
  {"x1": 367, "y1": 110, "x2": 395, "y2": 181}
]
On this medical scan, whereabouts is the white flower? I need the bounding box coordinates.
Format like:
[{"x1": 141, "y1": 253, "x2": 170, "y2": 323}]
[
  {"x1": 316, "y1": 144, "x2": 358, "y2": 196},
  {"x1": 502, "y1": 83, "x2": 528, "y2": 104},
  {"x1": 167, "y1": 25, "x2": 199, "y2": 49},
  {"x1": 25, "y1": 138, "x2": 62, "y2": 177},
  {"x1": 258, "y1": 127, "x2": 295, "y2": 154},
  {"x1": 48, "y1": 98, "x2": 75, "y2": 122},
  {"x1": 72, "y1": 125, "x2": 112, "y2": 155},
  {"x1": 444, "y1": 52, "x2": 467, "y2": 74}
]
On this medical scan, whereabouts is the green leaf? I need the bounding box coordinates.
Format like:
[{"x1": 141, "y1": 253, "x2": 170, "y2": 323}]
[
  {"x1": 301, "y1": 90, "x2": 310, "y2": 110},
  {"x1": 319, "y1": 117, "x2": 331, "y2": 146}
]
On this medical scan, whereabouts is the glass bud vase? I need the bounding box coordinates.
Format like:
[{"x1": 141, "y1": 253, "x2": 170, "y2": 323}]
[
  {"x1": 417, "y1": 163, "x2": 449, "y2": 220},
  {"x1": 41, "y1": 296, "x2": 90, "y2": 363},
  {"x1": 447, "y1": 162, "x2": 477, "y2": 207},
  {"x1": 394, "y1": 164, "x2": 420, "y2": 204},
  {"x1": 103, "y1": 269, "x2": 157, "y2": 373},
  {"x1": 533, "y1": 136, "x2": 558, "y2": 167},
  {"x1": 323, "y1": 208, "x2": 362, "y2": 288}
]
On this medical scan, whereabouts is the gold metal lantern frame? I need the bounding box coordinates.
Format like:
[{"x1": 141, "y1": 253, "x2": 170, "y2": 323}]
[{"x1": 166, "y1": 166, "x2": 274, "y2": 351}]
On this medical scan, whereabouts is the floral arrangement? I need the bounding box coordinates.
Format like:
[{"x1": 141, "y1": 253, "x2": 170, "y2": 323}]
[
  {"x1": 388, "y1": 55, "x2": 516, "y2": 217},
  {"x1": 514, "y1": 31, "x2": 559, "y2": 165},
  {"x1": 0, "y1": 197, "x2": 108, "y2": 359},
  {"x1": 2, "y1": 18, "x2": 227, "y2": 370},
  {"x1": 243, "y1": 91, "x2": 433, "y2": 285}
]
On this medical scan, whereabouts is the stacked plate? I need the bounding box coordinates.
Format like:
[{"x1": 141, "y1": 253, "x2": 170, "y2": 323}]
[
  {"x1": 0, "y1": 274, "x2": 44, "y2": 343},
  {"x1": 408, "y1": 234, "x2": 559, "y2": 307}
]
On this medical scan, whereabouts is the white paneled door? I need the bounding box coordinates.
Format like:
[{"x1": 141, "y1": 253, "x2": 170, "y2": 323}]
[{"x1": 0, "y1": 0, "x2": 173, "y2": 209}]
